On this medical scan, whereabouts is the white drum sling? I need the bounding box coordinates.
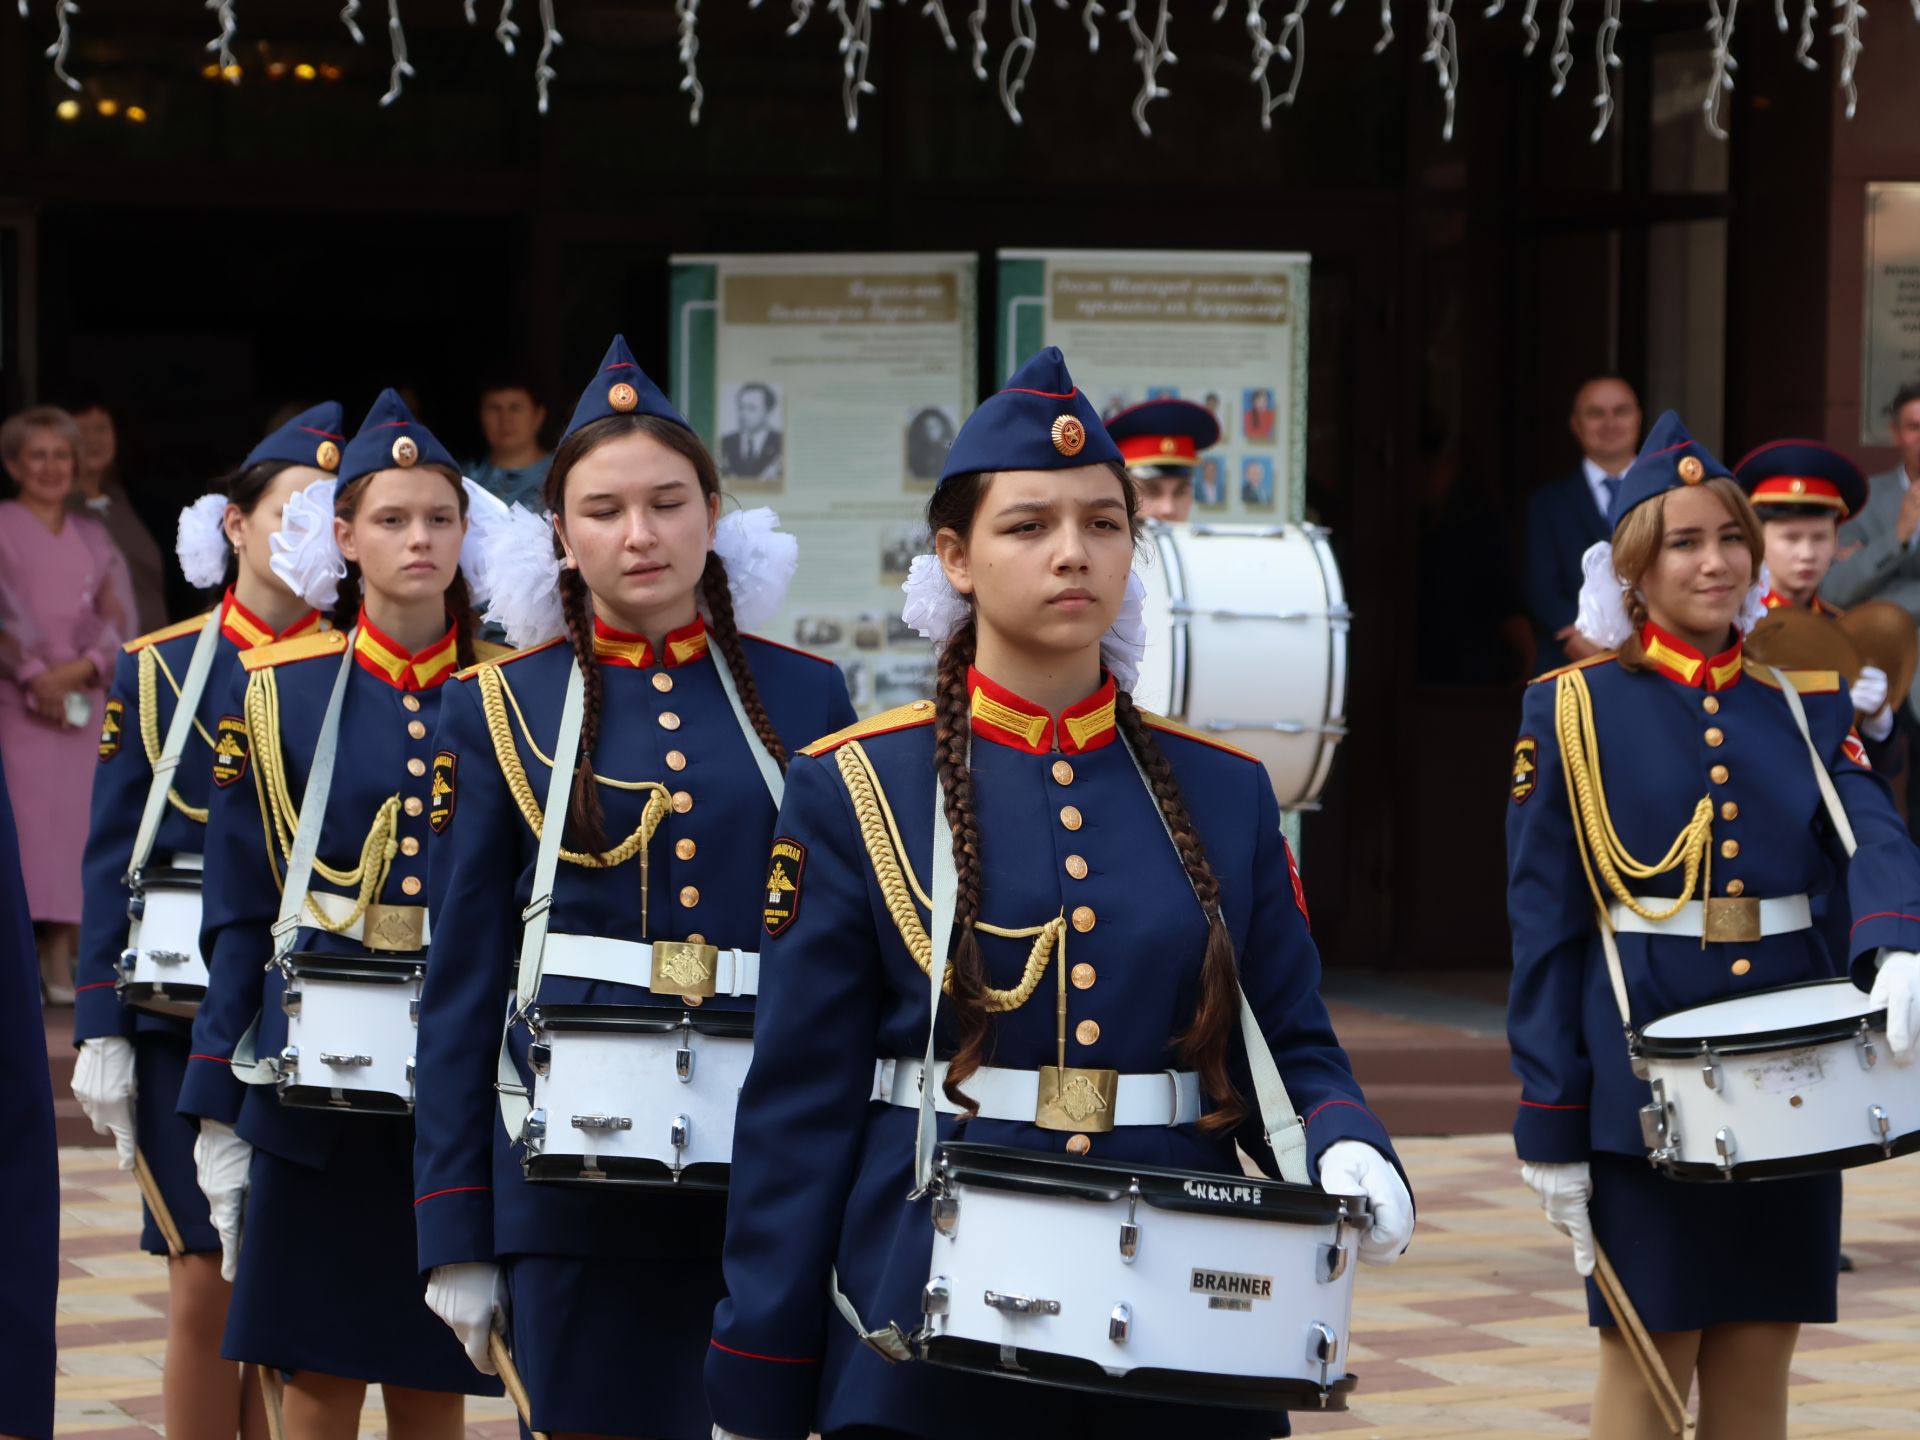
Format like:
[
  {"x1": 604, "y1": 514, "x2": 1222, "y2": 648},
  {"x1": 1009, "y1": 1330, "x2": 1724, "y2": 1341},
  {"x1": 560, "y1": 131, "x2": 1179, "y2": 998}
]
[{"x1": 1132, "y1": 522, "x2": 1349, "y2": 810}]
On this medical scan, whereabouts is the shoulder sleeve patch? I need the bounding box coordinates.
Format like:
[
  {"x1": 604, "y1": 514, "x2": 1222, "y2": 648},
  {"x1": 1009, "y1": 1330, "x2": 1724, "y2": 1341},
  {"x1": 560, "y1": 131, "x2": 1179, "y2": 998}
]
[
  {"x1": 98, "y1": 697, "x2": 125, "y2": 762},
  {"x1": 1137, "y1": 711, "x2": 1261, "y2": 764},
  {"x1": 763, "y1": 836, "x2": 807, "y2": 937},
  {"x1": 1283, "y1": 837, "x2": 1310, "y2": 929},
  {"x1": 430, "y1": 750, "x2": 458, "y2": 832},
  {"x1": 240, "y1": 629, "x2": 349, "y2": 671},
  {"x1": 1512, "y1": 735, "x2": 1538, "y2": 804},
  {"x1": 1843, "y1": 729, "x2": 1872, "y2": 770},
  {"x1": 802, "y1": 699, "x2": 938, "y2": 756},
  {"x1": 212, "y1": 715, "x2": 250, "y2": 788}
]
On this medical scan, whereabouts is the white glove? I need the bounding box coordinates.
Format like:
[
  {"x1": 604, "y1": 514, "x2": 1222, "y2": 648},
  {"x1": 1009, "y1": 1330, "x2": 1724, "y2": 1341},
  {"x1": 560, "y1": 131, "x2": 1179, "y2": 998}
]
[
  {"x1": 426, "y1": 1262, "x2": 506, "y2": 1375},
  {"x1": 72, "y1": 1037, "x2": 137, "y2": 1170},
  {"x1": 192, "y1": 1119, "x2": 252, "y2": 1282},
  {"x1": 1520, "y1": 1160, "x2": 1594, "y2": 1276},
  {"x1": 1317, "y1": 1140, "x2": 1414, "y2": 1265},
  {"x1": 1870, "y1": 950, "x2": 1920, "y2": 1063},
  {"x1": 1853, "y1": 665, "x2": 1890, "y2": 719}
]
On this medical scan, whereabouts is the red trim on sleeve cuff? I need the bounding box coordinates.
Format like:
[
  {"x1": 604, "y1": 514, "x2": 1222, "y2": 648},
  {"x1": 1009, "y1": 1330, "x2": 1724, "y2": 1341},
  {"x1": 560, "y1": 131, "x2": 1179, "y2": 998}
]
[
  {"x1": 1302, "y1": 1098, "x2": 1378, "y2": 1126},
  {"x1": 188, "y1": 1053, "x2": 231, "y2": 1064},
  {"x1": 413, "y1": 1185, "x2": 490, "y2": 1206},
  {"x1": 708, "y1": 1338, "x2": 820, "y2": 1365},
  {"x1": 75, "y1": 981, "x2": 116, "y2": 993},
  {"x1": 1851, "y1": 912, "x2": 1920, "y2": 932},
  {"x1": 1518, "y1": 1099, "x2": 1587, "y2": 1110}
]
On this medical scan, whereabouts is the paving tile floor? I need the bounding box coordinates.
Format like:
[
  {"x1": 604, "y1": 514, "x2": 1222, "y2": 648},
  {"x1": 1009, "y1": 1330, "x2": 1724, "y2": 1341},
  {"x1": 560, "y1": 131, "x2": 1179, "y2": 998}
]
[{"x1": 52, "y1": 1137, "x2": 1920, "y2": 1438}]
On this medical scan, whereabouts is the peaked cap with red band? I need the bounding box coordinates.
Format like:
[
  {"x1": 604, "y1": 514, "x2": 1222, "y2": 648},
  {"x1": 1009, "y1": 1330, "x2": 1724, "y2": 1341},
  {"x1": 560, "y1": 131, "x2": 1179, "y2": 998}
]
[
  {"x1": 940, "y1": 345, "x2": 1121, "y2": 485},
  {"x1": 1104, "y1": 397, "x2": 1220, "y2": 471},
  {"x1": 1733, "y1": 438, "x2": 1867, "y2": 520},
  {"x1": 1606, "y1": 409, "x2": 1735, "y2": 530},
  {"x1": 561, "y1": 333, "x2": 691, "y2": 444},
  {"x1": 243, "y1": 401, "x2": 345, "y2": 473},
  {"x1": 340, "y1": 388, "x2": 458, "y2": 486}
]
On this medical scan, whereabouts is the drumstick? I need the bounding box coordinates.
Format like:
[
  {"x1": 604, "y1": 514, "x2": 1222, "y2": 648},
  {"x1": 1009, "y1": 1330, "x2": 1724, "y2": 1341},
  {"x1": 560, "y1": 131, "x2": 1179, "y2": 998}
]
[
  {"x1": 1593, "y1": 1243, "x2": 1692, "y2": 1435},
  {"x1": 257, "y1": 1364, "x2": 287, "y2": 1440},
  {"x1": 131, "y1": 1148, "x2": 186, "y2": 1260},
  {"x1": 488, "y1": 1329, "x2": 552, "y2": 1440}
]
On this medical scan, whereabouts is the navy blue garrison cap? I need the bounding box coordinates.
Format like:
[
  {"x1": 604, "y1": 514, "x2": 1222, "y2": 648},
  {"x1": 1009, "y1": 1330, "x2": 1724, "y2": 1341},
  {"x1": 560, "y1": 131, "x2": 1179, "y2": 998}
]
[
  {"x1": 340, "y1": 389, "x2": 458, "y2": 487},
  {"x1": 1608, "y1": 410, "x2": 1735, "y2": 530},
  {"x1": 244, "y1": 401, "x2": 345, "y2": 474},
  {"x1": 1734, "y1": 439, "x2": 1868, "y2": 520},
  {"x1": 941, "y1": 346, "x2": 1122, "y2": 484},
  {"x1": 562, "y1": 334, "x2": 690, "y2": 445}
]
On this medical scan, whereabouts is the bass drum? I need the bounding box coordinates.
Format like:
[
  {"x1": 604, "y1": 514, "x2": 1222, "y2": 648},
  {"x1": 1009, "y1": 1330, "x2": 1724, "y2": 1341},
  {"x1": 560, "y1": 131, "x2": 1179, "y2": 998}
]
[{"x1": 1133, "y1": 522, "x2": 1350, "y2": 809}]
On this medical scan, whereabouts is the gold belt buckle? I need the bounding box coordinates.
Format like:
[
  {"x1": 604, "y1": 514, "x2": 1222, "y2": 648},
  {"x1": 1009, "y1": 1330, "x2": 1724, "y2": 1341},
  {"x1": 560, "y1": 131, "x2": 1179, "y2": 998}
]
[
  {"x1": 1703, "y1": 897, "x2": 1761, "y2": 945},
  {"x1": 1035, "y1": 1066, "x2": 1120, "y2": 1133},
  {"x1": 650, "y1": 940, "x2": 720, "y2": 998},
  {"x1": 362, "y1": 903, "x2": 426, "y2": 953}
]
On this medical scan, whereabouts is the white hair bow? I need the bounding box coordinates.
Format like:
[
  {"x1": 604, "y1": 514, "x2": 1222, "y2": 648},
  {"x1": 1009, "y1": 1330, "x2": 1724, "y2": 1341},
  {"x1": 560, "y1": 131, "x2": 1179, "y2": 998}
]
[{"x1": 175, "y1": 493, "x2": 232, "y2": 591}]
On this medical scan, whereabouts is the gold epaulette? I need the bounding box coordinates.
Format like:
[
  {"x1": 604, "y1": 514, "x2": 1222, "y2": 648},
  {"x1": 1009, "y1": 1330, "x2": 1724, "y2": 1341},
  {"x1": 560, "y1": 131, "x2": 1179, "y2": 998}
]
[
  {"x1": 455, "y1": 635, "x2": 564, "y2": 680},
  {"x1": 1744, "y1": 659, "x2": 1842, "y2": 694},
  {"x1": 123, "y1": 612, "x2": 212, "y2": 654},
  {"x1": 1138, "y1": 710, "x2": 1260, "y2": 763},
  {"x1": 1529, "y1": 651, "x2": 1617, "y2": 685},
  {"x1": 802, "y1": 699, "x2": 937, "y2": 756},
  {"x1": 240, "y1": 629, "x2": 349, "y2": 671}
]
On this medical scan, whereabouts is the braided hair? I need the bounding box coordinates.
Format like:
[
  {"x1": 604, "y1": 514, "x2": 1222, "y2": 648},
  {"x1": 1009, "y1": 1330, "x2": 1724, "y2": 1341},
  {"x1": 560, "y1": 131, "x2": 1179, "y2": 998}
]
[
  {"x1": 926, "y1": 467, "x2": 1245, "y2": 1131},
  {"x1": 543, "y1": 413, "x2": 787, "y2": 855},
  {"x1": 328, "y1": 464, "x2": 479, "y2": 668}
]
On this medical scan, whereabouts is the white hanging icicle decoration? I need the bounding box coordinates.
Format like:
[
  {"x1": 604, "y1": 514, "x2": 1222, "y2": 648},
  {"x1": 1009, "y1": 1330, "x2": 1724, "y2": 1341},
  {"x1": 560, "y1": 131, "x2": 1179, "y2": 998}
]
[
  {"x1": 496, "y1": 0, "x2": 521, "y2": 54},
  {"x1": 1517, "y1": 0, "x2": 1540, "y2": 54},
  {"x1": 1119, "y1": 0, "x2": 1174, "y2": 135},
  {"x1": 340, "y1": 0, "x2": 365, "y2": 43},
  {"x1": 785, "y1": 0, "x2": 814, "y2": 36},
  {"x1": 1794, "y1": 0, "x2": 1818, "y2": 65},
  {"x1": 913, "y1": 0, "x2": 959, "y2": 52},
  {"x1": 1547, "y1": 0, "x2": 1574, "y2": 95},
  {"x1": 1083, "y1": 0, "x2": 1105, "y2": 49},
  {"x1": 1590, "y1": 0, "x2": 1621, "y2": 140},
  {"x1": 205, "y1": 0, "x2": 239, "y2": 80},
  {"x1": 1703, "y1": 0, "x2": 1737, "y2": 139},
  {"x1": 677, "y1": 0, "x2": 706, "y2": 121},
  {"x1": 968, "y1": 0, "x2": 990, "y2": 77},
  {"x1": 45, "y1": 0, "x2": 81, "y2": 91},
  {"x1": 534, "y1": 0, "x2": 560, "y2": 113},
  {"x1": 1422, "y1": 0, "x2": 1458, "y2": 139},
  {"x1": 998, "y1": 0, "x2": 1038, "y2": 122},
  {"x1": 1483, "y1": 0, "x2": 1502, "y2": 19},
  {"x1": 380, "y1": 0, "x2": 414, "y2": 106},
  {"x1": 1249, "y1": 0, "x2": 1310, "y2": 127},
  {"x1": 829, "y1": 0, "x2": 876, "y2": 130},
  {"x1": 1374, "y1": 0, "x2": 1395, "y2": 55},
  {"x1": 1830, "y1": 0, "x2": 1863, "y2": 118}
]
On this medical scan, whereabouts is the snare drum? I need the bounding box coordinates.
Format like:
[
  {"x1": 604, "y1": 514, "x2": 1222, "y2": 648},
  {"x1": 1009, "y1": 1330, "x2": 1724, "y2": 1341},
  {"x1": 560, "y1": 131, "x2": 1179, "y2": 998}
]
[
  {"x1": 519, "y1": 1004, "x2": 754, "y2": 1189},
  {"x1": 276, "y1": 954, "x2": 423, "y2": 1114},
  {"x1": 1636, "y1": 978, "x2": 1920, "y2": 1180},
  {"x1": 1133, "y1": 522, "x2": 1349, "y2": 810},
  {"x1": 917, "y1": 1143, "x2": 1368, "y2": 1411},
  {"x1": 117, "y1": 862, "x2": 210, "y2": 1018}
]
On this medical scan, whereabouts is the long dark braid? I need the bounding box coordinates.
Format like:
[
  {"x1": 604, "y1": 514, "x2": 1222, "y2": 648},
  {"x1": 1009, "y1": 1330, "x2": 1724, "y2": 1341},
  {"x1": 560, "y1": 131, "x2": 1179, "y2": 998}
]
[
  {"x1": 443, "y1": 569, "x2": 479, "y2": 669},
  {"x1": 556, "y1": 566, "x2": 609, "y2": 853},
  {"x1": 700, "y1": 553, "x2": 789, "y2": 773},
  {"x1": 931, "y1": 616, "x2": 991, "y2": 1113}
]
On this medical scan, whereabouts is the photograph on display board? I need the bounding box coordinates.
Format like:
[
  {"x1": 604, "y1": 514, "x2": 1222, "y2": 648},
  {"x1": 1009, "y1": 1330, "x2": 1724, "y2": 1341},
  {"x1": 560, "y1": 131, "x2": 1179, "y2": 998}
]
[
  {"x1": 717, "y1": 379, "x2": 785, "y2": 487},
  {"x1": 1146, "y1": 384, "x2": 1180, "y2": 399},
  {"x1": 1195, "y1": 455, "x2": 1226, "y2": 508},
  {"x1": 1242, "y1": 386, "x2": 1277, "y2": 443},
  {"x1": 1241, "y1": 455, "x2": 1276, "y2": 507},
  {"x1": 903, "y1": 404, "x2": 958, "y2": 484},
  {"x1": 879, "y1": 522, "x2": 927, "y2": 583}
]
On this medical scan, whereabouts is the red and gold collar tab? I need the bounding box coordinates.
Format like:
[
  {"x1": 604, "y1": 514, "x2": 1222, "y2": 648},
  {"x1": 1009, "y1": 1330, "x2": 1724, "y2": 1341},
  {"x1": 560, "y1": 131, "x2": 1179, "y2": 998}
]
[
  {"x1": 1762, "y1": 590, "x2": 1839, "y2": 616},
  {"x1": 220, "y1": 590, "x2": 322, "y2": 651},
  {"x1": 967, "y1": 667, "x2": 1118, "y2": 755},
  {"x1": 1751, "y1": 475, "x2": 1849, "y2": 515},
  {"x1": 354, "y1": 615, "x2": 460, "y2": 691},
  {"x1": 1639, "y1": 620, "x2": 1743, "y2": 691},
  {"x1": 591, "y1": 615, "x2": 710, "y2": 670}
]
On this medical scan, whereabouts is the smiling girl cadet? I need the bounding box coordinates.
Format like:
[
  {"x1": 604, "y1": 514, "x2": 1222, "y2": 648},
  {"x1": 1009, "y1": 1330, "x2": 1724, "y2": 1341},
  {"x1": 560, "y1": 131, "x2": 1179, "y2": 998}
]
[
  {"x1": 71, "y1": 405, "x2": 340, "y2": 1440},
  {"x1": 409, "y1": 337, "x2": 855, "y2": 1439},
  {"x1": 178, "y1": 390, "x2": 509, "y2": 1436},
  {"x1": 1508, "y1": 412, "x2": 1920, "y2": 1438},
  {"x1": 707, "y1": 347, "x2": 1413, "y2": 1440}
]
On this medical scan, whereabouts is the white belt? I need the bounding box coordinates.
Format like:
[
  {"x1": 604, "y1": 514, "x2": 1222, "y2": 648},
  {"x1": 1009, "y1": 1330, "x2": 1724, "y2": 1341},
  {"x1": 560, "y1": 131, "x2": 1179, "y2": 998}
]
[
  {"x1": 169, "y1": 853, "x2": 205, "y2": 873},
  {"x1": 1608, "y1": 894, "x2": 1811, "y2": 938},
  {"x1": 304, "y1": 891, "x2": 433, "y2": 947},
  {"x1": 541, "y1": 933, "x2": 761, "y2": 997},
  {"x1": 877, "y1": 1058, "x2": 1202, "y2": 1127}
]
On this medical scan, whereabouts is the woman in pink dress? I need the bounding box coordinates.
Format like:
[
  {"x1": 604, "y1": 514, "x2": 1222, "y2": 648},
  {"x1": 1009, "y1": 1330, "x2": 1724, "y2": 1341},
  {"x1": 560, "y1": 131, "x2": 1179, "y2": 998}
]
[{"x1": 0, "y1": 405, "x2": 134, "y2": 1002}]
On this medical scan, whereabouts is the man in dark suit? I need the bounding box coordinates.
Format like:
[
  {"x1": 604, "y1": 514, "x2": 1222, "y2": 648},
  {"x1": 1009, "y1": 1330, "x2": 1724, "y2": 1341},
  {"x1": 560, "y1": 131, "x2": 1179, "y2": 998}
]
[
  {"x1": 719, "y1": 382, "x2": 784, "y2": 482},
  {"x1": 1524, "y1": 376, "x2": 1642, "y2": 671}
]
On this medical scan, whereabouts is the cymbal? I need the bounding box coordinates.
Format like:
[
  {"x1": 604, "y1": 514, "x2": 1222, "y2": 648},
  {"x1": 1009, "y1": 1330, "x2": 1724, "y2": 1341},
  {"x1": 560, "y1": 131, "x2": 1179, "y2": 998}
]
[
  {"x1": 1838, "y1": 600, "x2": 1919, "y2": 712},
  {"x1": 1745, "y1": 607, "x2": 1864, "y2": 684}
]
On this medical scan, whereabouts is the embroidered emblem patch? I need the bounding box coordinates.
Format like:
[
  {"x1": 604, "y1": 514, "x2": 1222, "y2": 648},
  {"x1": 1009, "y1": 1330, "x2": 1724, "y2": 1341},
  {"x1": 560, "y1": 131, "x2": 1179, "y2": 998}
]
[
  {"x1": 1843, "y1": 730, "x2": 1871, "y2": 770},
  {"x1": 212, "y1": 715, "x2": 249, "y2": 788},
  {"x1": 1283, "y1": 838, "x2": 1311, "y2": 930},
  {"x1": 98, "y1": 697, "x2": 124, "y2": 763},
  {"x1": 763, "y1": 836, "x2": 806, "y2": 937},
  {"x1": 1511, "y1": 736, "x2": 1538, "y2": 805},
  {"x1": 430, "y1": 751, "x2": 457, "y2": 832}
]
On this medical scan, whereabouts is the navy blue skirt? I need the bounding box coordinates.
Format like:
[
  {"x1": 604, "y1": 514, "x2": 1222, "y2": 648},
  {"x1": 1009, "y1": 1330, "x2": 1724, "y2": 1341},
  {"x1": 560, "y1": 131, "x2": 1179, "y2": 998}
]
[
  {"x1": 134, "y1": 1030, "x2": 219, "y2": 1257},
  {"x1": 223, "y1": 1118, "x2": 500, "y2": 1396},
  {"x1": 504, "y1": 1252, "x2": 723, "y2": 1438},
  {"x1": 1585, "y1": 1151, "x2": 1840, "y2": 1331}
]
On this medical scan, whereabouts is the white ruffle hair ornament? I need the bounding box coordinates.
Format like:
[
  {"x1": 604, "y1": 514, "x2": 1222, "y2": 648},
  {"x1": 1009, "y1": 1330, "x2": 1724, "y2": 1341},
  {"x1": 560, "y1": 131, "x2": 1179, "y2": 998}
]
[
  {"x1": 471, "y1": 503, "x2": 802, "y2": 650},
  {"x1": 1572, "y1": 539, "x2": 1771, "y2": 650},
  {"x1": 175, "y1": 493, "x2": 233, "y2": 591},
  {"x1": 900, "y1": 552, "x2": 1149, "y2": 694}
]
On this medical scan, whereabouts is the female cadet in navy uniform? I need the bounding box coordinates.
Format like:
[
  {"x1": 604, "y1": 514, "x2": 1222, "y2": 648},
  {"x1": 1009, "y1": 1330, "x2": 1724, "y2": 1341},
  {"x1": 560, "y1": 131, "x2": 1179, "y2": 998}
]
[
  {"x1": 71, "y1": 404, "x2": 339, "y2": 1440},
  {"x1": 411, "y1": 337, "x2": 856, "y2": 1439},
  {"x1": 1507, "y1": 413, "x2": 1920, "y2": 1438},
  {"x1": 706, "y1": 348, "x2": 1415, "y2": 1440},
  {"x1": 178, "y1": 391, "x2": 507, "y2": 1436}
]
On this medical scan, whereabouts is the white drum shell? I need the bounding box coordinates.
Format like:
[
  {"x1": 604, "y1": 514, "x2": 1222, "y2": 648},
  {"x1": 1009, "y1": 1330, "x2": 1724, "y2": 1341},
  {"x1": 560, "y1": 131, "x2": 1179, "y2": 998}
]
[
  {"x1": 279, "y1": 965, "x2": 421, "y2": 1111},
  {"x1": 1133, "y1": 523, "x2": 1349, "y2": 810},
  {"x1": 121, "y1": 884, "x2": 210, "y2": 1017},
  {"x1": 925, "y1": 1174, "x2": 1360, "y2": 1388},
  {"x1": 527, "y1": 1023, "x2": 752, "y2": 1180},
  {"x1": 1639, "y1": 980, "x2": 1920, "y2": 1177}
]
